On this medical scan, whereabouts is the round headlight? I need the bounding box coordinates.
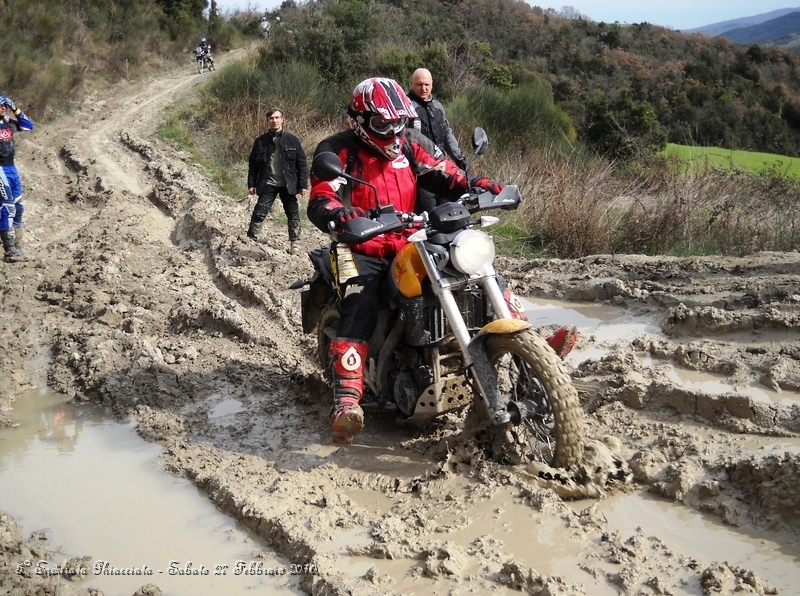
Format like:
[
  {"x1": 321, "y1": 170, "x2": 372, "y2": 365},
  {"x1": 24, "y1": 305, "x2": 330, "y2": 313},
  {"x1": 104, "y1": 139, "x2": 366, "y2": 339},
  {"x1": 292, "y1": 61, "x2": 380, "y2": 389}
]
[{"x1": 450, "y1": 230, "x2": 495, "y2": 274}]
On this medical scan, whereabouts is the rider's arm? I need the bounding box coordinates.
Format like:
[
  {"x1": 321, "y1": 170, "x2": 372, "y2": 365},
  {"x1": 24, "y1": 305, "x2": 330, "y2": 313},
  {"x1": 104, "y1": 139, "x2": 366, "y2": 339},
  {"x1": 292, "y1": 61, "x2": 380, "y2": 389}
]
[
  {"x1": 308, "y1": 177, "x2": 345, "y2": 232},
  {"x1": 11, "y1": 111, "x2": 33, "y2": 132},
  {"x1": 406, "y1": 129, "x2": 468, "y2": 200},
  {"x1": 307, "y1": 137, "x2": 354, "y2": 231},
  {"x1": 3, "y1": 98, "x2": 33, "y2": 131},
  {"x1": 443, "y1": 125, "x2": 466, "y2": 169}
]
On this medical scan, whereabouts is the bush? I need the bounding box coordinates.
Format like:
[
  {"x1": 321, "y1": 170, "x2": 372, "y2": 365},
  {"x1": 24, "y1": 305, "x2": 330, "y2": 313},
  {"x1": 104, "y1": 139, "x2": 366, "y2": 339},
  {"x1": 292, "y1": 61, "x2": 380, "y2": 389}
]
[
  {"x1": 447, "y1": 83, "x2": 576, "y2": 157},
  {"x1": 206, "y1": 60, "x2": 347, "y2": 161},
  {"x1": 40, "y1": 59, "x2": 83, "y2": 112},
  {"x1": 375, "y1": 46, "x2": 420, "y2": 83},
  {"x1": 509, "y1": 154, "x2": 631, "y2": 258},
  {"x1": 581, "y1": 89, "x2": 667, "y2": 160},
  {"x1": 260, "y1": 0, "x2": 389, "y2": 84}
]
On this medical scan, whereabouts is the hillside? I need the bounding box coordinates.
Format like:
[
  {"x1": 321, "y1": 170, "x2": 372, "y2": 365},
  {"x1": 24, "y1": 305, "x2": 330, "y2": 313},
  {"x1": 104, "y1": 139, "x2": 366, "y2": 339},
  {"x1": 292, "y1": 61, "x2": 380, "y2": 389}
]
[
  {"x1": 228, "y1": 0, "x2": 800, "y2": 159},
  {"x1": 718, "y1": 10, "x2": 800, "y2": 46},
  {"x1": 684, "y1": 6, "x2": 800, "y2": 35},
  {"x1": 10, "y1": 0, "x2": 800, "y2": 164}
]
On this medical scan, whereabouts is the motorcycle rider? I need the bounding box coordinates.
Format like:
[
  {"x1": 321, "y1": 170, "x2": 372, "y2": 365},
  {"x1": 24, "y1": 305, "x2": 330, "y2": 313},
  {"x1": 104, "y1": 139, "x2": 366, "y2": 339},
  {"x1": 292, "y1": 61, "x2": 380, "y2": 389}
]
[
  {"x1": 196, "y1": 38, "x2": 213, "y2": 68},
  {"x1": 308, "y1": 77, "x2": 577, "y2": 445},
  {"x1": 0, "y1": 95, "x2": 33, "y2": 261},
  {"x1": 260, "y1": 17, "x2": 271, "y2": 39}
]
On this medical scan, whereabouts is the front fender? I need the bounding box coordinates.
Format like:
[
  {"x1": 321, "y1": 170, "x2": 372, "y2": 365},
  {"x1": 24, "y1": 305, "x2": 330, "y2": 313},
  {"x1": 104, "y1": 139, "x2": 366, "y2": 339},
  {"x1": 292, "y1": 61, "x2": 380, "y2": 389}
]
[
  {"x1": 466, "y1": 319, "x2": 532, "y2": 425},
  {"x1": 476, "y1": 319, "x2": 532, "y2": 336}
]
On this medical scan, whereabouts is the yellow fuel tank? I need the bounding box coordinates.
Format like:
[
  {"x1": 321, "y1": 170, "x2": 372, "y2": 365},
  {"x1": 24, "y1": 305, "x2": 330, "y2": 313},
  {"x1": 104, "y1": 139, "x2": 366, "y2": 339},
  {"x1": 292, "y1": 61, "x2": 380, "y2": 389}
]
[{"x1": 392, "y1": 243, "x2": 427, "y2": 298}]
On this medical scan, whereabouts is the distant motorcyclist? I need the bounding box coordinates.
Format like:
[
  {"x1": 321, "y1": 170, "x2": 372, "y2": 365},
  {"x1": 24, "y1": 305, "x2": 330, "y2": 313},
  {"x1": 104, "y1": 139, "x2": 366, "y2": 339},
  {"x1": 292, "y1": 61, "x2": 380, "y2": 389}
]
[
  {"x1": 195, "y1": 38, "x2": 214, "y2": 68},
  {"x1": 260, "y1": 16, "x2": 271, "y2": 39}
]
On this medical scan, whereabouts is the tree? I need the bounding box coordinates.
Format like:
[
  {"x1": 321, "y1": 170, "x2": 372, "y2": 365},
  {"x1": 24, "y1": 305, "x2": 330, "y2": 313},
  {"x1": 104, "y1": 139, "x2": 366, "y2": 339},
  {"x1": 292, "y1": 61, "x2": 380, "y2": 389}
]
[
  {"x1": 155, "y1": 0, "x2": 208, "y2": 39},
  {"x1": 582, "y1": 90, "x2": 666, "y2": 160}
]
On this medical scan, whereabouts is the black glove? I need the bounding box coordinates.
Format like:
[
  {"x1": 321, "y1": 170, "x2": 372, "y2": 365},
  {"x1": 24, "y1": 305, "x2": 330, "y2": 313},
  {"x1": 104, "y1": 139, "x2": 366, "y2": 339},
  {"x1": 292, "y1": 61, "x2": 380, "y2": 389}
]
[
  {"x1": 473, "y1": 177, "x2": 504, "y2": 194},
  {"x1": 333, "y1": 206, "x2": 367, "y2": 226},
  {"x1": 455, "y1": 157, "x2": 468, "y2": 171}
]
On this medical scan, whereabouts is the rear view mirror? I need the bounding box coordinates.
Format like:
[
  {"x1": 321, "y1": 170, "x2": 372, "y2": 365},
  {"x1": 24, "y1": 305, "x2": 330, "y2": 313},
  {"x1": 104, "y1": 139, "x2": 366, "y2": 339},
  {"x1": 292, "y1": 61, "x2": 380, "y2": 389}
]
[
  {"x1": 312, "y1": 151, "x2": 344, "y2": 181},
  {"x1": 471, "y1": 127, "x2": 489, "y2": 156}
]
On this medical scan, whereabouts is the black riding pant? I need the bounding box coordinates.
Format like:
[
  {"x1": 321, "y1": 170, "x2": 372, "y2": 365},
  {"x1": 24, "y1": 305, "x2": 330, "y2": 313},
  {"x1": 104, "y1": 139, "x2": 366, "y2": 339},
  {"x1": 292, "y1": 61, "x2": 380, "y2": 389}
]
[
  {"x1": 334, "y1": 249, "x2": 391, "y2": 341},
  {"x1": 252, "y1": 185, "x2": 301, "y2": 240}
]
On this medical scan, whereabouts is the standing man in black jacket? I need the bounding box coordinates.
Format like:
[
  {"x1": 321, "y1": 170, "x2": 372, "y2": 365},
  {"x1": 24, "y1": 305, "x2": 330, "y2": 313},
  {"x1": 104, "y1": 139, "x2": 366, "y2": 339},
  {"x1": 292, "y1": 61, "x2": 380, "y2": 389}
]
[
  {"x1": 407, "y1": 68, "x2": 467, "y2": 213},
  {"x1": 247, "y1": 107, "x2": 308, "y2": 254}
]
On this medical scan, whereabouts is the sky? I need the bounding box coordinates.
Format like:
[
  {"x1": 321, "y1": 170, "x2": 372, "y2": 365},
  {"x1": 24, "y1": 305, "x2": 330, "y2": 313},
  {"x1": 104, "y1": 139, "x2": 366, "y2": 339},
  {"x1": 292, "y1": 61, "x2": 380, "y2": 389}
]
[{"x1": 211, "y1": 0, "x2": 799, "y2": 32}]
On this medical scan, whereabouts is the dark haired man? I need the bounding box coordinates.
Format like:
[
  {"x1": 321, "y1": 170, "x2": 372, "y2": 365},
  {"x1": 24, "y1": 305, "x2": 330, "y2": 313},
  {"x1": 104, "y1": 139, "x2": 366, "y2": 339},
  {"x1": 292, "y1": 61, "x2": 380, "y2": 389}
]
[{"x1": 247, "y1": 108, "x2": 308, "y2": 254}]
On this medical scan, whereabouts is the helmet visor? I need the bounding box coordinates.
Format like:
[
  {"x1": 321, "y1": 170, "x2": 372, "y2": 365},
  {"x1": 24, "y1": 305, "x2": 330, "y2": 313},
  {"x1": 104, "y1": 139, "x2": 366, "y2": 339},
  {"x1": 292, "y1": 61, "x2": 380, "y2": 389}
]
[{"x1": 370, "y1": 115, "x2": 407, "y2": 137}]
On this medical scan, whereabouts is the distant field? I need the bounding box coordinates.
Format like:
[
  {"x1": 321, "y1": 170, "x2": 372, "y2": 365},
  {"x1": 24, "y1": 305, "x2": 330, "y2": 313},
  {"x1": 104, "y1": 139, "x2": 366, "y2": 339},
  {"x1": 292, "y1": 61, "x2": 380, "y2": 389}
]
[{"x1": 661, "y1": 143, "x2": 800, "y2": 178}]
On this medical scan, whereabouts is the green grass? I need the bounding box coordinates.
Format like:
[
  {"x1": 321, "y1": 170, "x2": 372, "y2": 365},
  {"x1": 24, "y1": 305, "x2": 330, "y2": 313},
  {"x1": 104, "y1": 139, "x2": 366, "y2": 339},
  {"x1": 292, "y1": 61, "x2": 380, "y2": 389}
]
[
  {"x1": 489, "y1": 219, "x2": 547, "y2": 259},
  {"x1": 158, "y1": 118, "x2": 199, "y2": 157},
  {"x1": 157, "y1": 105, "x2": 243, "y2": 200},
  {"x1": 662, "y1": 143, "x2": 800, "y2": 178}
]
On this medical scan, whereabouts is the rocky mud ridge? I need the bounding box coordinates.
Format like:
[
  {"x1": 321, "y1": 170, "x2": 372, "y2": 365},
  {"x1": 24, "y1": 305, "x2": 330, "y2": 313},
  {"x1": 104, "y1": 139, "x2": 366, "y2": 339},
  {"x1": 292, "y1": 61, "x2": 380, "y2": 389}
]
[{"x1": 1, "y1": 50, "x2": 798, "y2": 595}]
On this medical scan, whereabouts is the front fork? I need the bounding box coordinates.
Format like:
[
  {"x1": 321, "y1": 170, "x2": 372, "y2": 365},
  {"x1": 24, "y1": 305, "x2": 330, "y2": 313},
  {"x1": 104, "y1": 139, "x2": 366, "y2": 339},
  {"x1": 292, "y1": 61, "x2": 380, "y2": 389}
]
[{"x1": 412, "y1": 240, "x2": 529, "y2": 425}]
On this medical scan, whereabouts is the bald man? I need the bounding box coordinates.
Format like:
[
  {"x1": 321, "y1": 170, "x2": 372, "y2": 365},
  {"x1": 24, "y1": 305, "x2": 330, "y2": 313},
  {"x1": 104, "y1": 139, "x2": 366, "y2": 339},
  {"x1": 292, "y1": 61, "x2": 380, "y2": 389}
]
[{"x1": 407, "y1": 68, "x2": 467, "y2": 212}]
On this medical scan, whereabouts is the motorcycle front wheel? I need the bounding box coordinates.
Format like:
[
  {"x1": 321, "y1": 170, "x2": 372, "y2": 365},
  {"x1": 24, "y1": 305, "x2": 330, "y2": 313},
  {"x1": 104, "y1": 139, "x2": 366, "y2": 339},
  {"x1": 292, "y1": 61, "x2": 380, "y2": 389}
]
[
  {"x1": 197, "y1": 59, "x2": 204, "y2": 74},
  {"x1": 480, "y1": 329, "x2": 584, "y2": 469}
]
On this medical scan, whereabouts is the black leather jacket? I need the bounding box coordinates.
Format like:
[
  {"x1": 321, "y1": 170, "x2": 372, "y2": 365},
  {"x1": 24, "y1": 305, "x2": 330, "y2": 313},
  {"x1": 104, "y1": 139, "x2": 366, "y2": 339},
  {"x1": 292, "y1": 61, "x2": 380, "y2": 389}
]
[
  {"x1": 247, "y1": 130, "x2": 308, "y2": 195},
  {"x1": 407, "y1": 90, "x2": 465, "y2": 167}
]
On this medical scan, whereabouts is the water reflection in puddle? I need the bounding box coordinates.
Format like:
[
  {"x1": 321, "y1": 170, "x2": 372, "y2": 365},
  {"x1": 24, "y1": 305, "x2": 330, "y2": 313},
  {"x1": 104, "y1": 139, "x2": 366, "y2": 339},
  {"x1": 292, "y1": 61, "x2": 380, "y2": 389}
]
[
  {"x1": 641, "y1": 353, "x2": 800, "y2": 407},
  {"x1": 0, "y1": 389, "x2": 301, "y2": 595},
  {"x1": 523, "y1": 296, "x2": 800, "y2": 406},
  {"x1": 599, "y1": 492, "x2": 800, "y2": 594},
  {"x1": 209, "y1": 398, "x2": 244, "y2": 419},
  {"x1": 521, "y1": 296, "x2": 661, "y2": 365},
  {"x1": 337, "y1": 481, "x2": 800, "y2": 595}
]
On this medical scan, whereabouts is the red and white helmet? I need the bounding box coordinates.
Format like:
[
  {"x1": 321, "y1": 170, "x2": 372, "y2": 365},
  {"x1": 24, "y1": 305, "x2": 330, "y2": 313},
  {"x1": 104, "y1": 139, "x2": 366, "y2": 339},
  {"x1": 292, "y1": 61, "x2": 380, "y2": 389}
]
[{"x1": 348, "y1": 77, "x2": 417, "y2": 160}]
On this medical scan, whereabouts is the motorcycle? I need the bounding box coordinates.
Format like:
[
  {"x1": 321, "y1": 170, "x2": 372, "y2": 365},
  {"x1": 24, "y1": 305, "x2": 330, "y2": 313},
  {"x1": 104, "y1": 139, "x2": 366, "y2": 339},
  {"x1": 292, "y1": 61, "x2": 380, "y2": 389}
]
[
  {"x1": 194, "y1": 47, "x2": 214, "y2": 74},
  {"x1": 292, "y1": 128, "x2": 584, "y2": 469}
]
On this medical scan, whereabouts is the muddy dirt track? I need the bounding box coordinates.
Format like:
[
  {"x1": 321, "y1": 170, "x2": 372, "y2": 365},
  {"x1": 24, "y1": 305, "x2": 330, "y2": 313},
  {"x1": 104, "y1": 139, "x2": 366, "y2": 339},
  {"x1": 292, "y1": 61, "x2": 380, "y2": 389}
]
[{"x1": 1, "y1": 48, "x2": 800, "y2": 595}]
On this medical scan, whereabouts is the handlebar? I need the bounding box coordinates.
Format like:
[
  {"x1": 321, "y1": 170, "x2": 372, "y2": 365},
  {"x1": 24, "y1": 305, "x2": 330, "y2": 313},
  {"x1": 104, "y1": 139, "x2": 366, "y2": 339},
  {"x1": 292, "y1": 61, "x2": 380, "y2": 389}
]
[
  {"x1": 327, "y1": 210, "x2": 422, "y2": 232},
  {"x1": 327, "y1": 186, "x2": 519, "y2": 245},
  {"x1": 459, "y1": 185, "x2": 521, "y2": 212},
  {"x1": 327, "y1": 206, "x2": 424, "y2": 245}
]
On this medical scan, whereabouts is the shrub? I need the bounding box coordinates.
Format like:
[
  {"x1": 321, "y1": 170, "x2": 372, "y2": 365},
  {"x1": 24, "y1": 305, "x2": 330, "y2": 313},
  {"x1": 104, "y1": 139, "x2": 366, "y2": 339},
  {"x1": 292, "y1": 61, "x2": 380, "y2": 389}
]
[
  {"x1": 509, "y1": 153, "x2": 632, "y2": 258},
  {"x1": 206, "y1": 60, "x2": 347, "y2": 161},
  {"x1": 447, "y1": 83, "x2": 576, "y2": 157},
  {"x1": 375, "y1": 46, "x2": 420, "y2": 83},
  {"x1": 32, "y1": 59, "x2": 84, "y2": 117},
  {"x1": 581, "y1": 89, "x2": 667, "y2": 160},
  {"x1": 31, "y1": 12, "x2": 60, "y2": 48}
]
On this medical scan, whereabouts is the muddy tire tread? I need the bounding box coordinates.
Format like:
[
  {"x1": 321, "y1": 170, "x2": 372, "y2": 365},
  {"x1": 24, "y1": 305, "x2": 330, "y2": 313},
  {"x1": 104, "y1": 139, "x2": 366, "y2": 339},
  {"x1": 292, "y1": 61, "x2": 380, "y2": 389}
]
[{"x1": 485, "y1": 329, "x2": 584, "y2": 468}]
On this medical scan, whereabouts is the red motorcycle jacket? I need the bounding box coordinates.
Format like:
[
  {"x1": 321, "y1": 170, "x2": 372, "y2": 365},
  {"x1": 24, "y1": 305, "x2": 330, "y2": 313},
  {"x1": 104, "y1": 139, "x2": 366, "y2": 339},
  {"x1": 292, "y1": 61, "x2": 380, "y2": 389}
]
[{"x1": 308, "y1": 129, "x2": 469, "y2": 258}]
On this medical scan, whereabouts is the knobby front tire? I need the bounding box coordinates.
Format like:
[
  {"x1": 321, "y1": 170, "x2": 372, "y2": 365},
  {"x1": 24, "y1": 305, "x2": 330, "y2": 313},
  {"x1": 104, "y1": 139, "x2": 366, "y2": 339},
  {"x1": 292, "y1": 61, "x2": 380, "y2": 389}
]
[{"x1": 483, "y1": 329, "x2": 584, "y2": 469}]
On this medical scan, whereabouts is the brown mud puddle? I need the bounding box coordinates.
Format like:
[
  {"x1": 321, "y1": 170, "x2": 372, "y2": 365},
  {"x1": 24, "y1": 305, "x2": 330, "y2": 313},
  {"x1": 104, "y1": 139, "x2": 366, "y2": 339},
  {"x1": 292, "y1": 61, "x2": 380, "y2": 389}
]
[{"x1": 0, "y1": 390, "x2": 302, "y2": 595}]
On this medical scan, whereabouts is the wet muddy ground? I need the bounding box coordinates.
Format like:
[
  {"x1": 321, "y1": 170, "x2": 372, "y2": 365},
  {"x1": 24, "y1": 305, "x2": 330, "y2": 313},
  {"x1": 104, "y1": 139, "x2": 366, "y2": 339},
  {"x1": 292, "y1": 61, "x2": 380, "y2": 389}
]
[{"x1": 1, "y1": 48, "x2": 799, "y2": 595}]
